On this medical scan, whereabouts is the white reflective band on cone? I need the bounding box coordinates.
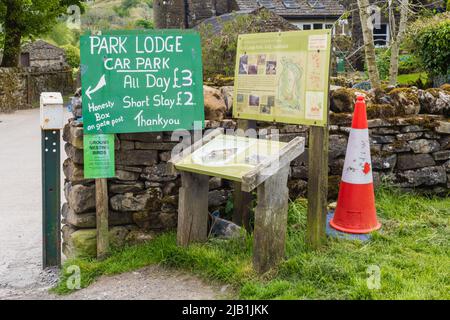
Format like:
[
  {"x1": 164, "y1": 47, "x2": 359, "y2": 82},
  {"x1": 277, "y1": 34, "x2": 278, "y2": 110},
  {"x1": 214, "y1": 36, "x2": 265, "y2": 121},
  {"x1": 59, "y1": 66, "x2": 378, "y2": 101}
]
[{"x1": 341, "y1": 128, "x2": 373, "y2": 184}]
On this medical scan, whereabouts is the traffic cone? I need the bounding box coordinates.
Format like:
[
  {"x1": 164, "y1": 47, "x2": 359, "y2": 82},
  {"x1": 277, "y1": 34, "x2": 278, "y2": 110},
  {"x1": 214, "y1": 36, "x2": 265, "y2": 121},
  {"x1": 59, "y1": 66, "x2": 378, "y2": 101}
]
[{"x1": 330, "y1": 95, "x2": 381, "y2": 234}]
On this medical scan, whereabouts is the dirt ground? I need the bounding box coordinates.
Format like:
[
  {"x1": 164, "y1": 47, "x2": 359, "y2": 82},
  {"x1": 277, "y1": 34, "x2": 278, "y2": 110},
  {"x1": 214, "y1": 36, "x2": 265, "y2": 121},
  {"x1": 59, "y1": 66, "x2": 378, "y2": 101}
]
[
  {"x1": 0, "y1": 109, "x2": 223, "y2": 300},
  {"x1": 1, "y1": 265, "x2": 227, "y2": 300}
]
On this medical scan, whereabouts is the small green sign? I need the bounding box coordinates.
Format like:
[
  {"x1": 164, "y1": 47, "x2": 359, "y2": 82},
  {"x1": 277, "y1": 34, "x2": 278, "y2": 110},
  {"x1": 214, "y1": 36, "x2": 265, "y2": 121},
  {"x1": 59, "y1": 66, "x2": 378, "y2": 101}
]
[
  {"x1": 233, "y1": 30, "x2": 331, "y2": 127},
  {"x1": 84, "y1": 134, "x2": 115, "y2": 179},
  {"x1": 80, "y1": 29, "x2": 205, "y2": 134}
]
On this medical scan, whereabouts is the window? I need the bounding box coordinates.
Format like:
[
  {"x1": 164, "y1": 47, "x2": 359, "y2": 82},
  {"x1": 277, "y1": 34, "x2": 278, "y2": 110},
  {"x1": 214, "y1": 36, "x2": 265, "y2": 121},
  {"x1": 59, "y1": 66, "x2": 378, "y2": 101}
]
[
  {"x1": 313, "y1": 23, "x2": 323, "y2": 30},
  {"x1": 295, "y1": 22, "x2": 335, "y2": 34},
  {"x1": 373, "y1": 23, "x2": 389, "y2": 46},
  {"x1": 20, "y1": 53, "x2": 30, "y2": 67},
  {"x1": 258, "y1": 0, "x2": 276, "y2": 9},
  {"x1": 307, "y1": 0, "x2": 325, "y2": 9}
]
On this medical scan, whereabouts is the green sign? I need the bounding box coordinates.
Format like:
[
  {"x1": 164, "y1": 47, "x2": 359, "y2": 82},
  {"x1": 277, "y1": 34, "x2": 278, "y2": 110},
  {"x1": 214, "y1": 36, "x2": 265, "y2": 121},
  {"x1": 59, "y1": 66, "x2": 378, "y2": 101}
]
[
  {"x1": 84, "y1": 134, "x2": 115, "y2": 179},
  {"x1": 233, "y1": 30, "x2": 331, "y2": 127},
  {"x1": 80, "y1": 30, "x2": 204, "y2": 134}
]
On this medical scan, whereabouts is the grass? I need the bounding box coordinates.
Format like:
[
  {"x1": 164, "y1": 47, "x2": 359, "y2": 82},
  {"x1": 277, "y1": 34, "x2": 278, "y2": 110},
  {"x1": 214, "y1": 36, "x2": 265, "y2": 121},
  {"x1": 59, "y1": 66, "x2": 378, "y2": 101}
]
[
  {"x1": 397, "y1": 72, "x2": 429, "y2": 86},
  {"x1": 53, "y1": 186, "x2": 450, "y2": 299}
]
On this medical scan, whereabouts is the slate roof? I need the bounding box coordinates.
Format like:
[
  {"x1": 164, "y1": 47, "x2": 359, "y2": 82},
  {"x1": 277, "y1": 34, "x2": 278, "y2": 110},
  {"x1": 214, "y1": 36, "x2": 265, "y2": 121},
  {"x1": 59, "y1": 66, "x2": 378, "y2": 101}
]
[
  {"x1": 193, "y1": 8, "x2": 298, "y2": 34},
  {"x1": 234, "y1": 0, "x2": 345, "y2": 18},
  {"x1": 193, "y1": 11, "x2": 253, "y2": 34},
  {"x1": 22, "y1": 40, "x2": 64, "y2": 53},
  {"x1": 22, "y1": 40, "x2": 65, "y2": 60}
]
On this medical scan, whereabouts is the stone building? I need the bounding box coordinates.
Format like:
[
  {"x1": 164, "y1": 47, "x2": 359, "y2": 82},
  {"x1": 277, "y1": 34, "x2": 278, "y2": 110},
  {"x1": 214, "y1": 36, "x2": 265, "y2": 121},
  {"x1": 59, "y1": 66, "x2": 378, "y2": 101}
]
[{"x1": 20, "y1": 40, "x2": 68, "y2": 68}]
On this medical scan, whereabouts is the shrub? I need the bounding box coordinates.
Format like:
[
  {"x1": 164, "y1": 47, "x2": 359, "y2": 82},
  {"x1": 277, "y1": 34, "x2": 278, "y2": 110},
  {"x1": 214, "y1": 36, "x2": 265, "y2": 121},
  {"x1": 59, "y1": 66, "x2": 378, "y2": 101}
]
[
  {"x1": 44, "y1": 21, "x2": 76, "y2": 46},
  {"x1": 405, "y1": 12, "x2": 450, "y2": 76},
  {"x1": 398, "y1": 54, "x2": 421, "y2": 74},
  {"x1": 198, "y1": 10, "x2": 296, "y2": 80},
  {"x1": 375, "y1": 48, "x2": 391, "y2": 80},
  {"x1": 63, "y1": 44, "x2": 80, "y2": 68},
  {"x1": 135, "y1": 19, "x2": 154, "y2": 29}
]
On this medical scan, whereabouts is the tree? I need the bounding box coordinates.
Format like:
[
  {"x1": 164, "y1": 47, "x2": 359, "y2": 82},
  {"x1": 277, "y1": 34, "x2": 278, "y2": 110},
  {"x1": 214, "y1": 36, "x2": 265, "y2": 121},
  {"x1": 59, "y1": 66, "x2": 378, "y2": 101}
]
[
  {"x1": 388, "y1": 0, "x2": 410, "y2": 86},
  {"x1": 0, "y1": 0, "x2": 82, "y2": 67},
  {"x1": 357, "y1": 0, "x2": 381, "y2": 89}
]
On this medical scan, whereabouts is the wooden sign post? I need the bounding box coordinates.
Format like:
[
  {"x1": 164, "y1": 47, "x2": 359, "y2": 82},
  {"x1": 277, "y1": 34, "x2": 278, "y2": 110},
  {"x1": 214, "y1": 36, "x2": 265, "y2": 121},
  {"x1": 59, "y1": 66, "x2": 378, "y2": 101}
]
[
  {"x1": 232, "y1": 119, "x2": 256, "y2": 231},
  {"x1": 307, "y1": 126, "x2": 329, "y2": 248},
  {"x1": 83, "y1": 134, "x2": 115, "y2": 259},
  {"x1": 95, "y1": 178, "x2": 110, "y2": 259}
]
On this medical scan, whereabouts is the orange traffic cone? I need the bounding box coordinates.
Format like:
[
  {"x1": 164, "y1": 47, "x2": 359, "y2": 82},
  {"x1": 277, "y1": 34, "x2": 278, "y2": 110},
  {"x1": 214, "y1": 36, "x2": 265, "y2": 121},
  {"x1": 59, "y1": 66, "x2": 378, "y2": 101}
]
[{"x1": 330, "y1": 95, "x2": 381, "y2": 234}]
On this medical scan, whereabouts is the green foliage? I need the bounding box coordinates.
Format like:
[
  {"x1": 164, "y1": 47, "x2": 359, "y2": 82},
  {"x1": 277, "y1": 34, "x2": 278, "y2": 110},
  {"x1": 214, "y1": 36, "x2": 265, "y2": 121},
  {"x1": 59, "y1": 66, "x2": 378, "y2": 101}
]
[
  {"x1": 375, "y1": 48, "x2": 391, "y2": 80},
  {"x1": 113, "y1": 6, "x2": 130, "y2": 18},
  {"x1": 375, "y1": 48, "x2": 423, "y2": 81},
  {"x1": 0, "y1": 0, "x2": 83, "y2": 38},
  {"x1": 122, "y1": 0, "x2": 140, "y2": 10},
  {"x1": 135, "y1": 19, "x2": 154, "y2": 29},
  {"x1": 398, "y1": 54, "x2": 422, "y2": 74},
  {"x1": 82, "y1": 0, "x2": 152, "y2": 32},
  {"x1": 199, "y1": 11, "x2": 293, "y2": 80},
  {"x1": 53, "y1": 188, "x2": 450, "y2": 299},
  {"x1": 62, "y1": 44, "x2": 80, "y2": 68},
  {"x1": 0, "y1": 0, "x2": 83, "y2": 66},
  {"x1": 405, "y1": 12, "x2": 450, "y2": 76},
  {"x1": 113, "y1": 0, "x2": 141, "y2": 18},
  {"x1": 397, "y1": 72, "x2": 430, "y2": 88},
  {"x1": 44, "y1": 21, "x2": 76, "y2": 47}
]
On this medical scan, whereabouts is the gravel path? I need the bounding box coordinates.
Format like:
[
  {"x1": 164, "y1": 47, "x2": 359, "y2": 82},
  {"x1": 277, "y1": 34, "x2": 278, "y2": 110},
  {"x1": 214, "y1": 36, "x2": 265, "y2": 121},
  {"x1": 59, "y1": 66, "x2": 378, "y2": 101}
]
[{"x1": 0, "y1": 109, "x2": 55, "y2": 295}]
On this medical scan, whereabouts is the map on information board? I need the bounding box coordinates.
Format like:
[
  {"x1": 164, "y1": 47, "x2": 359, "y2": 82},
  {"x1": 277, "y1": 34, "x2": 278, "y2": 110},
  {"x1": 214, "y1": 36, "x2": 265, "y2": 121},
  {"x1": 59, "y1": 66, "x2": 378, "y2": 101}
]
[
  {"x1": 80, "y1": 29, "x2": 204, "y2": 134},
  {"x1": 174, "y1": 134, "x2": 288, "y2": 182},
  {"x1": 233, "y1": 30, "x2": 331, "y2": 127}
]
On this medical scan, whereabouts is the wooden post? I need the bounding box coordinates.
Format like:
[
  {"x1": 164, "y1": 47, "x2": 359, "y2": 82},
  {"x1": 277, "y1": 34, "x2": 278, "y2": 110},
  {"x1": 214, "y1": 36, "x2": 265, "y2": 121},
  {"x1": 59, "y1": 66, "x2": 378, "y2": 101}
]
[
  {"x1": 233, "y1": 119, "x2": 256, "y2": 231},
  {"x1": 253, "y1": 165, "x2": 290, "y2": 274},
  {"x1": 27, "y1": 73, "x2": 32, "y2": 105},
  {"x1": 307, "y1": 126, "x2": 329, "y2": 249},
  {"x1": 177, "y1": 171, "x2": 209, "y2": 246},
  {"x1": 96, "y1": 178, "x2": 110, "y2": 260}
]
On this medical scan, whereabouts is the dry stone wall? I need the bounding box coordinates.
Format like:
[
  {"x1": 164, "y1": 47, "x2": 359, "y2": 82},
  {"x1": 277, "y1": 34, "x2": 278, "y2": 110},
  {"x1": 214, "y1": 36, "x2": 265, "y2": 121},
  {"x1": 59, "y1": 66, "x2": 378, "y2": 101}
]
[
  {"x1": 62, "y1": 86, "x2": 450, "y2": 258},
  {"x1": 0, "y1": 68, "x2": 29, "y2": 112},
  {"x1": 62, "y1": 118, "x2": 235, "y2": 258}
]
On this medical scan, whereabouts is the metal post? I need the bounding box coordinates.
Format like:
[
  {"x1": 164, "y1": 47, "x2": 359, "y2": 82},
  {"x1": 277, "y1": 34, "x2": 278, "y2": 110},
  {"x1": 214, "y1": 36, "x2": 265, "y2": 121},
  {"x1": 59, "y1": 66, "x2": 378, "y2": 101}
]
[{"x1": 41, "y1": 129, "x2": 61, "y2": 268}]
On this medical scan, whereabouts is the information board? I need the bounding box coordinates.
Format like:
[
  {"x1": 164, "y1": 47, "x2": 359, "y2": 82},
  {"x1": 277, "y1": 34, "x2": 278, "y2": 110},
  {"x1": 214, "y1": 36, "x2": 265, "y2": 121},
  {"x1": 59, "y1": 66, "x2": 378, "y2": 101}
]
[
  {"x1": 174, "y1": 134, "x2": 287, "y2": 182},
  {"x1": 84, "y1": 134, "x2": 115, "y2": 178},
  {"x1": 80, "y1": 30, "x2": 205, "y2": 134},
  {"x1": 233, "y1": 30, "x2": 331, "y2": 127}
]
